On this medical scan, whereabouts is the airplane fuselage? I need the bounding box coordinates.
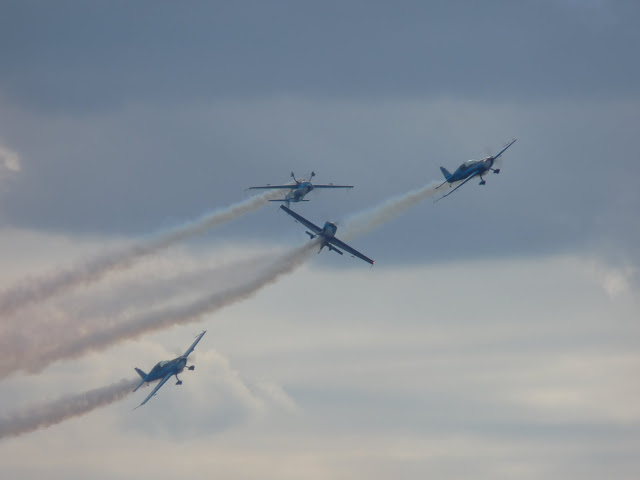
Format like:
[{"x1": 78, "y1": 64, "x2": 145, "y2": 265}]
[
  {"x1": 318, "y1": 222, "x2": 338, "y2": 251},
  {"x1": 144, "y1": 356, "x2": 187, "y2": 383},
  {"x1": 285, "y1": 182, "x2": 314, "y2": 202},
  {"x1": 447, "y1": 157, "x2": 494, "y2": 184},
  {"x1": 306, "y1": 221, "x2": 338, "y2": 249}
]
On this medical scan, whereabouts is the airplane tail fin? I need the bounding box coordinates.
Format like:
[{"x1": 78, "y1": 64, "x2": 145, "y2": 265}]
[
  {"x1": 440, "y1": 167, "x2": 452, "y2": 181},
  {"x1": 133, "y1": 368, "x2": 147, "y2": 392}
]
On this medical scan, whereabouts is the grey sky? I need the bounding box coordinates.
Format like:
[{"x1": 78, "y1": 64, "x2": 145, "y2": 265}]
[
  {"x1": 0, "y1": 1, "x2": 638, "y2": 478},
  {"x1": 1, "y1": 1, "x2": 638, "y2": 108},
  {"x1": 0, "y1": 1, "x2": 638, "y2": 266},
  {"x1": 0, "y1": 1, "x2": 637, "y2": 258}
]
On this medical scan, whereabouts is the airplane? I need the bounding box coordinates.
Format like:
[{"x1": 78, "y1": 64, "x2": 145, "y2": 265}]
[
  {"x1": 280, "y1": 205, "x2": 374, "y2": 265},
  {"x1": 247, "y1": 172, "x2": 353, "y2": 206},
  {"x1": 435, "y1": 139, "x2": 517, "y2": 201},
  {"x1": 132, "y1": 331, "x2": 206, "y2": 408}
]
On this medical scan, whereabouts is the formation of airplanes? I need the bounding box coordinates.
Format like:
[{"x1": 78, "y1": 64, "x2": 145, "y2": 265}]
[{"x1": 133, "y1": 140, "x2": 516, "y2": 407}]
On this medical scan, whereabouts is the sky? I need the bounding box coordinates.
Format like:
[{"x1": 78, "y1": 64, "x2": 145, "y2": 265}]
[{"x1": 0, "y1": 1, "x2": 639, "y2": 478}]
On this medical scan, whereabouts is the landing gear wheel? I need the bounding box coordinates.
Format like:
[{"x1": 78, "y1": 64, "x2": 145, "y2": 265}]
[{"x1": 176, "y1": 380, "x2": 183, "y2": 385}]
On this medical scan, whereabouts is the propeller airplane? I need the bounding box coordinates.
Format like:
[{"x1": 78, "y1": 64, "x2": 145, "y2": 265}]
[
  {"x1": 280, "y1": 205, "x2": 374, "y2": 265},
  {"x1": 132, "y1": 331, "x2": 206, "y2": 408},
  {"x1": 248, "y1": 172, "x2": 353, "y2": 207},
  {"x1": 436, "y1": 139, "x2": 517, "y2": 201}
]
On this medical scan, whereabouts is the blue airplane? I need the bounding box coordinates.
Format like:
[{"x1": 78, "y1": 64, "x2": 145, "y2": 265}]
[
  {"x1": 248, "y1": 172, "x2": 353, "y2": 206},
  {"x1": 133, "y1": 331, "x2": 206, "y2": 408},
  {"x1": 280, "y1": 205, "x2": 374, "y2": 265},
  {"x1": 436, "y1": 139, "x2": 517, "y2": 201}
]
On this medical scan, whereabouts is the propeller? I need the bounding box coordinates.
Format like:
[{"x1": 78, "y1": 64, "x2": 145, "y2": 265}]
[
  {"x1": 493, "y1": 151, "x2": 505, "y2": 170},
  {"x1": 492, "y1": 139, "x2": 517, "y2": 170}
]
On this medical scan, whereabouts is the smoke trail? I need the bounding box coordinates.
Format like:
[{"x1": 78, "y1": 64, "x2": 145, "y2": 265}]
[
  {"x1": 1, "y1": 180, "x2": 443, "y2": 379},
  {"x1": 341, "y1": 181, "x2": 441, "y2": 241},
  {"x1": 0, "y1": 191, "x2": 281, "y2": 317},
  {"x1": 0, "y1": 378, "x2": 137, "y2": 440},
  {"x1": 0, "y1": 253, "x2": 277, "y2": 377},
  {"x1": 6, "y1": 241, "x2": 318, "y2": 377}
]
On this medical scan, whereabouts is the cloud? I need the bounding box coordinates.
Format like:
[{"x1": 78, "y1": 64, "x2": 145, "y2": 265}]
[
  {"x1": 585, "y1": 259, "x2": 638, "y2": 298},
  {"x1": 0, "y1": 143, "x2": 21, "y2": 174},
  {"x1": 1, "y1": 250, "x2": 639, "y2": 478}
]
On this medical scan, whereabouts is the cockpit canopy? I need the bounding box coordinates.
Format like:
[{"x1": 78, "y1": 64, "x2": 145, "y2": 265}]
[
  {"x1": 155, "y1": 360, "x2": 171, "y2": 369},
  {"x1": 459, "y1": 159, "x2": 478, "y2": 170}
]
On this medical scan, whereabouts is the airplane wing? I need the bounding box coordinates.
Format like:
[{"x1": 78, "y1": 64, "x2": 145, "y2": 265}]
[
  {"x1": 280, "y1": 205, "x2": 323, "y2": 234},
  {"x1": 327, "y1": 237, "x2": 374, "y2": 265},
  {"x1": 312, "y1": 184, "x2": 354, "y2": 189},
  {"x1": 435, "y1": 172, "x2": 481, "y2": 202},
  {"x1": 492, "y1": 138, "x2": 517, "y2": 161},
  {"x1": 137, "y1": 372, "x2": 173, "y2": 408},
  {"x1": 182, "y1": 331, "x2": 206, "y2": 358},
  {"x1": 247, "y1": 184, "x2": 297, "y2": 190}
]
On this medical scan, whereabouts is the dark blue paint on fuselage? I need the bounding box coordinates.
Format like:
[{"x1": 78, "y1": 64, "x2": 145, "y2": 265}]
[
  {"x1": 445, "y1": 157, "x2": 495, "y2": 184},
  {"x1": 145, "y1": 357, "x2": 187, "y2": 383},
  {"x1": 286, "y1": 182, "x2": 314, "y2": 203},
  {"x1": 317, "y1": 221, "x2": 338, "y2": 250},
  {"x1": 321, "y1": 221, "x2": 338, "y2": 237}
]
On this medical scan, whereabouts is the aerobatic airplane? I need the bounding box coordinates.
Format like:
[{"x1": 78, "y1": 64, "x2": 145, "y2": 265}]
[
  {"x1": 436, "y1": 139, "x2": 517, "y2": 201},
  {"x1": 248, "y1": 172, "x2": 353, "y2": 206},
  {"x1": 280, "y1": 205, "x2": 374, "y2": 265},
  {"x1": 133, "y1": 331, "x2": 206, "y2": 408}
]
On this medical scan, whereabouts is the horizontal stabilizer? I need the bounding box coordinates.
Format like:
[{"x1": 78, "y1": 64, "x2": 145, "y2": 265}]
[{"x1": 440, "y1": 166, "x2": 452, "y2": 181}]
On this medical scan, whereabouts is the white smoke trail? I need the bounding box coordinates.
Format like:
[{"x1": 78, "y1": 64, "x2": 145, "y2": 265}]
[
  {"x1": 0, "y1": 253, "x2": 277, "y2": 377},
  {"x1": 5, "y1": 241, "x2": 318, "y2": 377},
  {"x1": 0, "y1": 378, "x2": 137, "y2": 440},
  {"x1": 0, "y1": 191, "x2": 281, "y2": 317},
  {"x1": 341, "y1": 181, "x2": 442, "y2": 241},
  {"x1": 0, "y1": 180, "x2": 443, "y2": 379}
]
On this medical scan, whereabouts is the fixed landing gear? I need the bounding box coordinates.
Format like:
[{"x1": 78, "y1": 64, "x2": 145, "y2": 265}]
[
  {"x1": 175, "y1": 374, "x2": 183, "y2": 385},
  {"x1": 188, "y1": 366, "x2": 195, "y2": 371},
  {"x1": 479, "y1": 179, "x2": 486, "y2": 185}
]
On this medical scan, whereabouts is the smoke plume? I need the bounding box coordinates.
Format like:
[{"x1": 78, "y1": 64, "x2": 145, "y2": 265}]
[
  {"x1": 0, "y1": 378, "x2": 137, "y2": 440},
  {"x1": 1, "y1": 180, "x2": 445, "y2": 379},
  {"x1": 0, "y1": 191, "x2": 280, "y2": 317},
  {"x1": 342, "y1": 182, "x2": 441, "y2": 241},
  {"x1": 3, "y1": 241, "x2": 318, "y2": 377}
]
